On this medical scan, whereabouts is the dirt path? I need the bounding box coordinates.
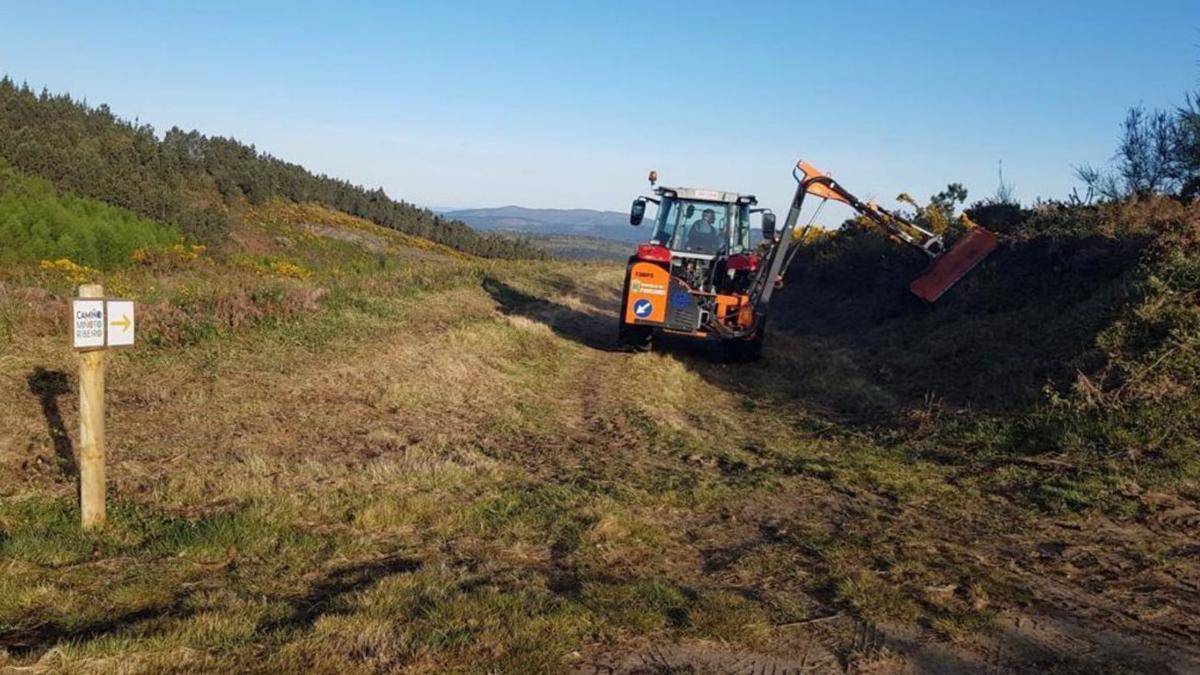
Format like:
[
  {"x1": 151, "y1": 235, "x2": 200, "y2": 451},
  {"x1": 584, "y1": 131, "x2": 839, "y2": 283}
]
[
  {"x1": 3, "y1": 265, "x2": 1198, "y2": 673},
  {"x1": 508, "y1": 270, "x2": 1200, "y2": 674}
]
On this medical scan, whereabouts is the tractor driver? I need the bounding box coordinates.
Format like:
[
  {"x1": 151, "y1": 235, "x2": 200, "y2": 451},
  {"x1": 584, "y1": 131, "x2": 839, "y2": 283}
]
[{"x1": 685, "y1": 208, "x2": 722, "y2": 252}]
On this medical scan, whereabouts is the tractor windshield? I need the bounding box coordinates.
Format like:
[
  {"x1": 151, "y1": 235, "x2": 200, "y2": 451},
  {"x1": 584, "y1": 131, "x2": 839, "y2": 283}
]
[{"x1": 650, "y1": 199, "x2": 738, "y2": 255}]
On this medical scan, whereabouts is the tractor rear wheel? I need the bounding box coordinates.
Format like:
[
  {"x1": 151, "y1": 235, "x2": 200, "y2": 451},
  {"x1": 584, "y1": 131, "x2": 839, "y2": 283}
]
[
  {"x1": 617, "y1": 259, "x2": 653, "y2": 352},
  {"x1": 722, "y1": 330, "x2": 764, "y2": 362},
  {"x1": 618, "y1": 323, "x2": 653, "y2": 352}
]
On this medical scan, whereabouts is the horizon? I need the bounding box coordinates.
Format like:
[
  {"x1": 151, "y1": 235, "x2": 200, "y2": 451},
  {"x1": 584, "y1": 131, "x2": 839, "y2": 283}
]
[{"x1": 2, "y1": 1, "x2": 1199, "y2": 224}]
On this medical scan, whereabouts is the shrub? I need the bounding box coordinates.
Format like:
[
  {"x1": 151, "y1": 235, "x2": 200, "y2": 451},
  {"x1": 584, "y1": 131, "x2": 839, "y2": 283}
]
[
  {"x1": 37, "y1": 258, "x2": 100, "y2": 285},
  {"x1": 130, "y1": 243, "x2": 209, "y2": 271},
  {"x1": 269, "y1": 260, "x2": 312, "y2": 280},
  {"x1": 0, "y1": 159, "x2": 177, "y2": 268}
]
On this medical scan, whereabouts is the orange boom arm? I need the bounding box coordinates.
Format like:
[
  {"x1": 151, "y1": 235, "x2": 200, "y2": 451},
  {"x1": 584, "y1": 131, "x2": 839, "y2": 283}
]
[{"x1": 751, "y1": 159, "x2": 998, "y2": 315}]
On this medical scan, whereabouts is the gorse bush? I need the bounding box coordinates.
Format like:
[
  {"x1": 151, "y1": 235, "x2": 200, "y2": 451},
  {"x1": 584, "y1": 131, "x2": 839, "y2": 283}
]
[
  {"x1": 772, "y1": 194, "x2": 1200, "y2": 512},
  {"x1": 0, "y1": 158, "x2": 177, "y2": 268},
  {"x1": 1073, "y1": 198, "x2": 1200, "y2": 408},
  {"x1": 1006, "y1": 206, "x2": 1200, "y2": 512},
  {"x1": 37, "y1": 258, "x2": 100, "y2": 285},
  {"x1": 896, "y1": 183, "x2": 970, "y2": 235},
  {"x1": 130, "y1": 243, "x2": 208, "y2": 270}
]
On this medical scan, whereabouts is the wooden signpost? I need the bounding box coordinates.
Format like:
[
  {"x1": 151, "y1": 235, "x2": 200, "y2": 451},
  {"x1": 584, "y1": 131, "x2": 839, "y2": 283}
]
[{"x1": 71, "y1": 285, "x2": 136, "y2": 530}]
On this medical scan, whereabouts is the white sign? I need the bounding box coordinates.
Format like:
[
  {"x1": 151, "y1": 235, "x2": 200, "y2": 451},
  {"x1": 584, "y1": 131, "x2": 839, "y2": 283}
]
[
  {"x1": 71, "y1": 298, "x2": 136, "y2": 350},
  {"x1": 72, "y1": 300, "x2": 106, "y2": 350},
  {"x1": 106, "y1": 300, "x2": 135, "y2": 347}
]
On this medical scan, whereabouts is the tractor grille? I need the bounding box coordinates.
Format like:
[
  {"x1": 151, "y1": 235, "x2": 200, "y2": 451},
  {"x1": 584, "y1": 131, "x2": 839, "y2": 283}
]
[{"x1": 665, "y1": 278, "x2": 701, "y2": 332}]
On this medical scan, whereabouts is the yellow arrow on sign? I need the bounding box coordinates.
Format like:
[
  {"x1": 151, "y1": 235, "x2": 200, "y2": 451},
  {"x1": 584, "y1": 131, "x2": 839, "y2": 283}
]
[{"x1": 110, "y1": 314, "x2": 132, "y2": 332}]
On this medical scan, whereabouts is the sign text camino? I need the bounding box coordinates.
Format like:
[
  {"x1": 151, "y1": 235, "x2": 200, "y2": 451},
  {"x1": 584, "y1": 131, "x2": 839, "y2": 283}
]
[{"x1": 71, "y1": 298, "x2": 136, "y2": 350}]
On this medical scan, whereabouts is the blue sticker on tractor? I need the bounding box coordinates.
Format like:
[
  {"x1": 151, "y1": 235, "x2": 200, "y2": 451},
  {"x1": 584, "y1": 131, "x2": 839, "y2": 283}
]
[
  {"x1": 633, "y1": 299, "x2": 654, "y2": 318},
  {"x1": 670, "y1": 290, "x2": 692, "y2": 308}
]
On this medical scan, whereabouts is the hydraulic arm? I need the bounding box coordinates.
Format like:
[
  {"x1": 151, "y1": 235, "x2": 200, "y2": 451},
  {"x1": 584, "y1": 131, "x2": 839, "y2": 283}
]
[{"x1": 750, "y1": 159, "x2": 998, "y2": 322}]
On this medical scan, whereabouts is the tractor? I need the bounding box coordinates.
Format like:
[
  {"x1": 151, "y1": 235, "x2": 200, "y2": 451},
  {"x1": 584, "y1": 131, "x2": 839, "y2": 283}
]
[{"x1": 617, "y1": 159, "x2": 999, "y2": 359}]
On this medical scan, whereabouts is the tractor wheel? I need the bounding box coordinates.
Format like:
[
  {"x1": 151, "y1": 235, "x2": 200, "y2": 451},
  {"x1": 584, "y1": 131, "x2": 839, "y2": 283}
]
[
  {"x1": 723, "y1": 331, "x2": 764, "y2": 362},
  {"x1": 617, "y1": 258, "x2": 653, "y2": 352},
  {"x1": 619, "y1": 323, "x2": 653, "y2": 352}
]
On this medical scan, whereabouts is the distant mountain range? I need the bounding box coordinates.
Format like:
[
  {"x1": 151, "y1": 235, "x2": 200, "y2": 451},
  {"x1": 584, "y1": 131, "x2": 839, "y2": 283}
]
[
  {"x1": 444, "y1": 205, "x2": 767, "y2": 261},
  {"x1": 444, "y1": 206, "x2": 645, "y2": 245}
]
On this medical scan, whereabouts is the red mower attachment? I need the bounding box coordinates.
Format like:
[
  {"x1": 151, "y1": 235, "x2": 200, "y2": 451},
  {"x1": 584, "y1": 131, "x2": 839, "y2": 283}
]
[
  {"x1": 909, "y1": 228, "x2": 999, "y2": 303},
  {"x1": 756, "y1": 159, "x2": 1000, "y2": 311}
]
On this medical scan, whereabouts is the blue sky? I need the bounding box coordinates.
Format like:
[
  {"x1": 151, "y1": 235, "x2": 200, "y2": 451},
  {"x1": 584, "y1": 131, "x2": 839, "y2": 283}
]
[{"x1": 1, "y1": 1, "x2": 1198, "y2": 220}]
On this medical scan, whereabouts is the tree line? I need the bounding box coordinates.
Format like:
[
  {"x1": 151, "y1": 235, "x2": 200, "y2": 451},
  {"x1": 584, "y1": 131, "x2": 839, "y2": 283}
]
[{"x1": 0, "y1": 77, "x2": 545, "y2": 259}]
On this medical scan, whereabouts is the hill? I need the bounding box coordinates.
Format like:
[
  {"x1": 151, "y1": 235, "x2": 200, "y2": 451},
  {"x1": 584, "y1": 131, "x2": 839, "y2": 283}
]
[
  {"x1": 447, "y1": 205, "x2": 643, "y2": 244},
  {"x1": 3, "y1": 174, "x2": 1199, "y2": 672},
  {"x1": 522, "y1": 233, "x2": 633, "y2": 261},
  {"x1": 447, "y1": 205, "x2": 770, "y2": 261},
  {"x1": 0, "y1": 78, "x2": 544, "y2": 259}
]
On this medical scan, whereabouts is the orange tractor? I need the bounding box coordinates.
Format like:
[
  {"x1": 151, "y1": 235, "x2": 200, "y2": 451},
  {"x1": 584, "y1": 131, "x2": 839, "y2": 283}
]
[{"x1": 617, "y1": 159, "x2": 999, "y2": 359}]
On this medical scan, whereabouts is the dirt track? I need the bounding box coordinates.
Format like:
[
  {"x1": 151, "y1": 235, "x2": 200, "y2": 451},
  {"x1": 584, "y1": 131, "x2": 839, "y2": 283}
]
[
  {"x1": 489, "y1": 268, "x2": 1200, "y2": 674},
  {"x1": 2, "y1": 265, "x2": 1199, "y2": 673}
]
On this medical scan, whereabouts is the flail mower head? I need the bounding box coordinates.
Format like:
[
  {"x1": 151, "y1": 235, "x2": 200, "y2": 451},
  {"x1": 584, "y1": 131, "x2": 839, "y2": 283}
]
[
  {"x1": 908, "y1": 228, "x2": 999, "y2": 302},
  {"x1": 793, "y1": 160, "x2": 999, "y2": 303}
]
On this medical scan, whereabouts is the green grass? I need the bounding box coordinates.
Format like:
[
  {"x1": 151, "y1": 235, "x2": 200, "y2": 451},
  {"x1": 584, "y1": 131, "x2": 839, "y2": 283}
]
[
  {"x1": 2, "y1": 192, "x2": 1198, "y2": 672},
  {"x1": 0, "y1": 498, "x2": 329, "y2": 567}
]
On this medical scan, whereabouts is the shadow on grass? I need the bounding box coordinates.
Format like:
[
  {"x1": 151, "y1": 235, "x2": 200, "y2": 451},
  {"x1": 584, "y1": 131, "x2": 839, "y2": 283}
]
[
  {"x1": 256, "y1": 554, "x2": 421, "y2": 636},
  {"x1": 482, "y1": 276, "x2": 624, "y2": 352},
  {"x1": 0, "y1": 555, "x2": 424, "y2": 658},
  {"x1": 27, "y1": 367, "x2": 75, "y2": 476},
  {"x1": 0, "y1": 591, "x2": 193, "y2": 658}
]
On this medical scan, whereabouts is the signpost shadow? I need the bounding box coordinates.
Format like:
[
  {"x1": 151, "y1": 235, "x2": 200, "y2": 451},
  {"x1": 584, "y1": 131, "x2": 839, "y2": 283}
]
[{"x1": 26, "y1": 367, "x2": 75, "y2": 476}]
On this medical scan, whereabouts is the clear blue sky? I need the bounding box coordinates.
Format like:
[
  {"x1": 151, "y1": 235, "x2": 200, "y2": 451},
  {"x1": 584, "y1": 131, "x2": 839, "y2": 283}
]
[{"x1": 1, "y1": 1, "x2": 1198, "y2": 220}]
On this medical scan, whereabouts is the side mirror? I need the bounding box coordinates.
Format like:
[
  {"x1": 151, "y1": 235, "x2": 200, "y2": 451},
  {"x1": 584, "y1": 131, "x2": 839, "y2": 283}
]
[
  {"x1": 630, "y1": 198, "x2": 646, "y2": 226},
  {"x1": 761, "y1": 212, "x2": 777, "y2": 240}
]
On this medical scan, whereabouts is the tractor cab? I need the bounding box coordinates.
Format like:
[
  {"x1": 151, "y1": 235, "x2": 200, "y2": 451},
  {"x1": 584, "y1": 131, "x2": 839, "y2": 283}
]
[
  {"x1": 638, "y1": 187, "x2": 756, "y2": 258},
  {"x1": 620, "y1": 173, "x2": 776, "y2": 352},
  {"x1": 629, "y1": 173, "x2": 775, "y2": 296}
]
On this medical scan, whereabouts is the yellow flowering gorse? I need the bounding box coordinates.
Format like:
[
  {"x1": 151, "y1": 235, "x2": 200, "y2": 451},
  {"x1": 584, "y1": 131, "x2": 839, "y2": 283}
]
[{"x1": 38, "y1": 258, "x2": 98, "y2": 284}]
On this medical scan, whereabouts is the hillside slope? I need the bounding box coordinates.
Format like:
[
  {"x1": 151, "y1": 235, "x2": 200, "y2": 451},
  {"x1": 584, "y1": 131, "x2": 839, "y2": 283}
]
[
  {"x1": 0, "y1": 78, "x2": 543, "y2": 259},
  {"x1": 447, "y1": 205, "x2": 642, "y2": 244},
  {"x1": 769, "y1": 197, "x2": 1200, "y2": 515},
  {"x1": 0, "y1": 158, "x2": 178, "y2": 268},
  {"x1": 1, "y1": 188, "x2": 1198, "y2": 672}
]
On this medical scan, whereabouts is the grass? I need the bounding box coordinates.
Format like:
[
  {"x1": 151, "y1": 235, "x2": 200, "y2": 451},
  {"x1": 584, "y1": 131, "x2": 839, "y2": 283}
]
[
  {"x1": 1, "y1": 193, "x2": 1198, "y2": 672},
  {"x1": 521, "y1": 233, "x2": 632, "y2": 262}
]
